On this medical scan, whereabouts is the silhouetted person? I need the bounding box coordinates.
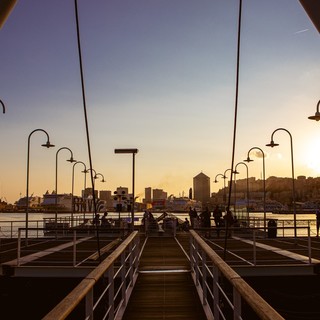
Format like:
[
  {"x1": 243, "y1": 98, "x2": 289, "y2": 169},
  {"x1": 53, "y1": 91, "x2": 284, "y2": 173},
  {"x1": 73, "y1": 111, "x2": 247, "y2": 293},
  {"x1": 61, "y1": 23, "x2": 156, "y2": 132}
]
[
  {"x1": 316, "y1": 209, "x2": 320, "y2": 237},
  {"x1": 93, "y1": 213, "x2": 100, "y2": 226},
  {"x1": 213, "y1": 205, "x2": 222, "y2": 237},
  {"x1": 224, "y1": 210, "x2": 234, "y2": 237},
  {"x1": 189, "y1": 207, "x2": 197, "y2": 228}
]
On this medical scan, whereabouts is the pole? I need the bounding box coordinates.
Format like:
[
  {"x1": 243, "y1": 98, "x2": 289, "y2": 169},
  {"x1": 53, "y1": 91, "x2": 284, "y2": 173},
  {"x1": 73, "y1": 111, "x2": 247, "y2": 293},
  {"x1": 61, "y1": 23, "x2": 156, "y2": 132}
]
[{"x1": 132, "y1": 153, "x2": 135, "y2": 231}]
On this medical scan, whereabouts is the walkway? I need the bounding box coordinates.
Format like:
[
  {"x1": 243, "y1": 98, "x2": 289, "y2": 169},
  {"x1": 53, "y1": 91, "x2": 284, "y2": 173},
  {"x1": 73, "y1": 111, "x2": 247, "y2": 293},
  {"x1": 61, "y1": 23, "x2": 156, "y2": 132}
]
[{"x1": 121, "y1": 235, "x2": 208, "y2": 320}]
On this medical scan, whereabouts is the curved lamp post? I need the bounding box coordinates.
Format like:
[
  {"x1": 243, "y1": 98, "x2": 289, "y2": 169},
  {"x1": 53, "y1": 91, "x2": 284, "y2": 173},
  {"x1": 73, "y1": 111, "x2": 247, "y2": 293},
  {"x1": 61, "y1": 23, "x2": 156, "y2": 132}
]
[
  {"x1": 244, "y1": 147, "x2": 266, "y2": 235},
  {"x1": 114, "y1": 148, "x2": 139, "y2": 231},
  {"x1": 266, "y1": 128, "x2": 297, "y2": 238},
  {"x1": 55, "y1": 147, "x2": 76, "y2": 227},
  {"x1": 233, "y1": 162, "x2": 249, "y2": 215},
  {"x1": 214, "y1": 173, "x2": 226, "y2": 207},
  {"x1": 25, "y1": 129, "x2": 54, "y2": 245},
  {"x1": 308, "y1": 100, "x2": 320, "y2": 121},
  {"x1": 94, "y1": 173, "x2": 106, "y2": 183},
  {"x1": 223, "y1": 168, "x2": 232, "y2": 207},
  {"x1": 84, "y1": 168, "x2": 105, "y2": 215},
  {"x1": 0, "y1": 99, "x2": 5, "y2": 113},
  {"x1": 71, "y1": 161, "x2": 87, "y2": 226}
]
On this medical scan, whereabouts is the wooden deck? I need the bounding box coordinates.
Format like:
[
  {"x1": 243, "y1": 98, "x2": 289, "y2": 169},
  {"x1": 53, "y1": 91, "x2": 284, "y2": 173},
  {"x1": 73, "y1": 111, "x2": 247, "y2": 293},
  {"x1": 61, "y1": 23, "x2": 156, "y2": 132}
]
[
  {"x1": 122, "y1": 236, "x2": 208, "y2": 320},
  {"x1": 2, "y1": 230, "x2": 320, "y2": 318}
]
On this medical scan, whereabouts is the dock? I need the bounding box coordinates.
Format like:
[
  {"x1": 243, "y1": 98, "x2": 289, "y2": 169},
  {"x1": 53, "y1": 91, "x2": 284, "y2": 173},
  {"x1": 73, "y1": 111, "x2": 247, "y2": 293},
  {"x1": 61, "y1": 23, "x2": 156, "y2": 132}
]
[{"x1": 1, "y1": 223, "x2": 320, "y2": 319}]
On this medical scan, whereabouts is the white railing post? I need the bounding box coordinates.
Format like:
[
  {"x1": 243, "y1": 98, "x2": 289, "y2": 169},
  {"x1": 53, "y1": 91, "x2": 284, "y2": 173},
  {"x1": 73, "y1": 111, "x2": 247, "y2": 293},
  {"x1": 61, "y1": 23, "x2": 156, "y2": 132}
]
[
  {"x1": 253, "y1": 229, "x2": 256, "y2": 266},
  {"x1": 195, "y1": 241, "x2": 200, "y2": 285},
  {"x1": 85, "y1": 287, "x2": 94, "y2": 320},
  {"x1": 213, "y1": 266, "x2": 220, "y2": 320},
  {"x1": 233, "y1": 287, "x2": 242, "y2": 320},
  {"x1": 108, "y1": 266, "x2": 115, "y2": 320},
  {"x1": 190, "y1": 235, "x2": 194, "y2": 271},
  {"x1": 17, "y1": 229, "x2": 21, "y2": 266},
  {"x1": 201, "y1": 250, "x2": 207, "y2": 305},
  {"x1": 11, "y1": 221, "x2": 13, "y2": 238},
  {"x1": 308, "y1": 226, "x2": 312, "y2": 264},
  {"x1": 121, "y1": 251, "x2": 126, "y2": 307},
  {"x1": 73, "y1": 230, "x2": 76, "y2": 267},
  {"x1": 129, "y1": 242, "x2": 134, "y2": 287}
]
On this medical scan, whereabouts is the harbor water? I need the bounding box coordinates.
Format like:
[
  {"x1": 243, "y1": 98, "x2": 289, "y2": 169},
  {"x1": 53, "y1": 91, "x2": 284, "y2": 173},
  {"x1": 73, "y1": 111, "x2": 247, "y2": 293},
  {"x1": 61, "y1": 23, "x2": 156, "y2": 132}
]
[{"x1": 0, "y1": 211, "x2": 318, "y2": 238}]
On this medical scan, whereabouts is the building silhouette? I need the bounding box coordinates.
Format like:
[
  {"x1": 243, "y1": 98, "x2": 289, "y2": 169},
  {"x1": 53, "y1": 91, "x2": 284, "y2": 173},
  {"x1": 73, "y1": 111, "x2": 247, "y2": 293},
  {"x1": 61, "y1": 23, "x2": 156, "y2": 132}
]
[{"x1": 193, "y1": 172, "x2": 210, "y2": 208}]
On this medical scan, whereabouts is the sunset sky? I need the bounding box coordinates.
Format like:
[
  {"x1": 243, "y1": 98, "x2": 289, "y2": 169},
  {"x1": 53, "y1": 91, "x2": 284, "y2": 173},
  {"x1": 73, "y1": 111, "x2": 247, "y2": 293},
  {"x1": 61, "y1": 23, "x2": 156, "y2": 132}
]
[{"x1": 0, "y1": 0, "x2": 319, "y2": 204}]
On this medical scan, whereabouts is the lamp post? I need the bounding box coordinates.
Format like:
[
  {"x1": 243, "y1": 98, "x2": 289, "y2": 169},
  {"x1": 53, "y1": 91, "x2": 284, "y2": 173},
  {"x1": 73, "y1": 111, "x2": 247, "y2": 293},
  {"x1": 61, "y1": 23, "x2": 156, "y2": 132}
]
[
  {"x1": 94, "y1": 173, "x2": 106, "y2": 183},
  {"x1": 214, "y1": 173, "x2": 226, "y2": 207},
  {"x1": 84, "y1": 169, "x2": 105, "y2": 215},
  {"x1": 222, "y1": 168, "x2": 232, "y2": 208},
  {"x1": 244, "y1": 147, "x2": 266, "y2": 234},
  {"x1": 114, "y1": 189, "x2": 127, "y2": 222},
  {"x1": 25, "y1": 129, "x2": 54, "y2": 245},
  {"x1": 266, "y1": 128, "x2": 297, "y2": 238},
  {"x1": 233, "y1": 162, "x2": 249, "y2": 215},
  {"x1": 308, "y1": 100, "x2": 320, "y2": 121},
  {"x1": 0, "y1": 99, "x2": 5, "y2": 113},
  {"x1": 114, "y1": 148, "x2": 139, "y2": 231},
  {"x1": 71, "y1": 161, "x2": 87, "y2": 226},
  {"x1": 55, "y1": 147, "x2": 76, "y2": 227}
]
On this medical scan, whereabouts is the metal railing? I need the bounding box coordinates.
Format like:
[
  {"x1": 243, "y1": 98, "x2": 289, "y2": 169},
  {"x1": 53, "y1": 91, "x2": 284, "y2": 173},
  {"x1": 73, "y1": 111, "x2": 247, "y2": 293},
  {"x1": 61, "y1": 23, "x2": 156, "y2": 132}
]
[
  {"x1": 0, "y1": 215, "x2": 84, "y2": 238},
  {"x1": 189, "y1": 229, "x2": 285, "y2": 320},
  {"x1": 42, "y1": 231, "x2": 140, "y2": 320}
]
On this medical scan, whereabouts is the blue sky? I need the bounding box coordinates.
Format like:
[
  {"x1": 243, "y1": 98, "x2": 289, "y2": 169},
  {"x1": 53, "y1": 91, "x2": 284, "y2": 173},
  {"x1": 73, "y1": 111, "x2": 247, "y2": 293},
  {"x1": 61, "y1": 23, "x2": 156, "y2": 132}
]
[{"x1": 0, "y1": 0, "x2": 319, "y2": 203}]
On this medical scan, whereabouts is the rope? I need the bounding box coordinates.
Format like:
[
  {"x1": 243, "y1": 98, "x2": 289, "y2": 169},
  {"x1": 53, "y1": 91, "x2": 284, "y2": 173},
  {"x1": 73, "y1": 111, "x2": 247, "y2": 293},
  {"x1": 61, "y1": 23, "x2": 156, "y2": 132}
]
[
  {"x1": 74, "y1": 0, "x2": 101, "y2": 262},
  {"x1": 224, "y1": 0, "x2": 242, "y2": 260}
]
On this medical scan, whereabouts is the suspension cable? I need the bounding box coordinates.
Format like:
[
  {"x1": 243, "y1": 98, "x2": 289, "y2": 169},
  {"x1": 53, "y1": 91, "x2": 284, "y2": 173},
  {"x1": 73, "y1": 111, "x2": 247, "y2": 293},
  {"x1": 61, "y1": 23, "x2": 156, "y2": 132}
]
[
  {"x1": 74, "y1": 0, "x2": 101, "y2": 262},
  {"x1": 224, "y1": 0, "x2": 242, "y2": 260}
]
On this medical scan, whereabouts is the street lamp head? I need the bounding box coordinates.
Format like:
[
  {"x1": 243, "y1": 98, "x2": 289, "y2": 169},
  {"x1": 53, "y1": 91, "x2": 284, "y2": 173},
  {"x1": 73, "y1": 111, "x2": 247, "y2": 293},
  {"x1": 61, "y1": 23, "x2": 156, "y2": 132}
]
[
  {"x1": 308, "y1": 113, "x2": 320, "y2": 121},
  {"x1": 308, "y1": 100, "x2": 320, "y2": 121},
  {"x1": 244, "y1": 156, "x2": 253, "y2": 163},
  {"x1": 67, "y1": 156, "x2": 76, "y2": 163},
  {"x1": 101, "y1": 178, "x2": 106, "y2": 183},
  {"x1": 214, "y1": 179, "x2": 218, "y2": 183},
  {"x1": 0, "y1": 99, "x2": 5, "y2": 113},
  {"x1": 233, "y1": 170, "x2": 239, "y2": 174},
  {"x1": 114, "y1": 148, "x2": 138, "y2": 154},
  {"x1": 41, "y1": 141, "x2": 55, "y2": 148},
  {"x1": 266, "y1": 140, "x2": 279, "y2": 148}
]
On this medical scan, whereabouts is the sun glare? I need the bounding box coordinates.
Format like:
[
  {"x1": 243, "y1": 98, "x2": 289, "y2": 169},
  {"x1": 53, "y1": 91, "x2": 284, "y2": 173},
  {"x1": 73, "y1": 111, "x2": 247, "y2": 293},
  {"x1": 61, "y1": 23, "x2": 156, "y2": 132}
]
[{"x1": 305, "y1": 138, "x2": 320, "y2": 174}]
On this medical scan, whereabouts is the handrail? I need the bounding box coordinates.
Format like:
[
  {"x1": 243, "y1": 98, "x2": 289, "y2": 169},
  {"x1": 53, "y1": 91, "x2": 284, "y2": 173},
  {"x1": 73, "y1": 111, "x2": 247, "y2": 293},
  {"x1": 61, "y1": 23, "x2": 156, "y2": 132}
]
[
  {"x1": 43, "y1": 231, "x2": 139, "y2": 320},
  {"x1": 189, "y1": 230, "x2": 284, "y2": 320}
]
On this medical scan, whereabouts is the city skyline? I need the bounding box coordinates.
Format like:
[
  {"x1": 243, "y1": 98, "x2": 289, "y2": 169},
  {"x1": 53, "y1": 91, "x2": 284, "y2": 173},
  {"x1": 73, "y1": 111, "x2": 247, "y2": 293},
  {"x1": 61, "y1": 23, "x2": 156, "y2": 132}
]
[{"x1": 0, "y1": 1, "x2": 319, "y2": 204}]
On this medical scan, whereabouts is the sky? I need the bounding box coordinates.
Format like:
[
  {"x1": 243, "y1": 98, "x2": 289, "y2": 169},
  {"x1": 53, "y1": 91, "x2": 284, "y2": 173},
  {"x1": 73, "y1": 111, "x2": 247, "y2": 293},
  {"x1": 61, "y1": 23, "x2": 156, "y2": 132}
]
[{"x1": 0, "y1": 0, "x2": 319, "y2": 204}]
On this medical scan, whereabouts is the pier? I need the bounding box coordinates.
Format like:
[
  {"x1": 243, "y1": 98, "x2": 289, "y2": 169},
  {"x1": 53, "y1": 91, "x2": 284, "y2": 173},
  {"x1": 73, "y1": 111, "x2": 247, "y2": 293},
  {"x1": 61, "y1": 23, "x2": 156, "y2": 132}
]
[{"x1": 1, "y1": 218, "x2": 320, "y2": 319}]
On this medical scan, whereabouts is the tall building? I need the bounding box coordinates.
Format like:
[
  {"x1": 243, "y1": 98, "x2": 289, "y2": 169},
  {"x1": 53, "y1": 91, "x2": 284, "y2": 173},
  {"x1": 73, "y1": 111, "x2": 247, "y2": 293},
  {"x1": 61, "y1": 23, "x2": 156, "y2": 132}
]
[
  {"x1": 99, "y1": 190, "x2": 113, "y2": 210},
  {"x1": 82, "y1": 188, "x2": 98, "y2": 199},
  {"x1": 193, "y1": 172, "x2": 210, "y2": 208},
  {"x1": 153, "y1": 188, "x2": 167, "y2": 200},
  {"x1": 145, "y1": 187, "x2": 152, "y2": 203}
]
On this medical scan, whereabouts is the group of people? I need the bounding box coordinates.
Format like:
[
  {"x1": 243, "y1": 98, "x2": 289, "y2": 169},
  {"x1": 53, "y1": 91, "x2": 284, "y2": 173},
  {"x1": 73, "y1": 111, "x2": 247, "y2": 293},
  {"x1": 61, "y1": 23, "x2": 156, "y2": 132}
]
[
  {"x1": 92, "y1": 211, "x2": 113, "y2": 228},
  {"x1": 188, "y1": 205, "x2": 236, "y2": 237}
]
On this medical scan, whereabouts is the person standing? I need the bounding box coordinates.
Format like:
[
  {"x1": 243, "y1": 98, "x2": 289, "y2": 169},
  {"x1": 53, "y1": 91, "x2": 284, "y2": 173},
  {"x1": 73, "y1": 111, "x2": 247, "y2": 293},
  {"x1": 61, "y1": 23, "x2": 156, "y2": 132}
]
[
  {"x1": 316, "y1": 209, "x2": 320, "y2": 237},
  {"x1": 213, "y1": 205, "x2": 222, "y2": 237},
  {"x1": 224, "y1": 210, "x2": 234, "y2": 238},
  {"x1": 189, "y1": 207, "x2": 197, "y2": 228}
]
